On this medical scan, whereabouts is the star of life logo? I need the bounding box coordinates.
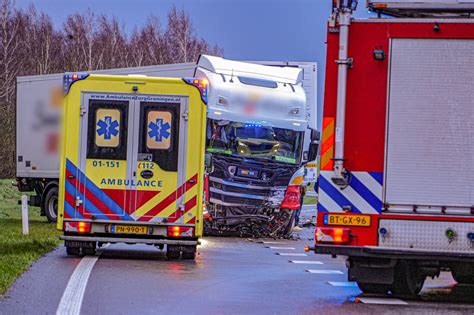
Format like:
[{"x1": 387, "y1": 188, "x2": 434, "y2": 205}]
[
  {"x1": 148, "y1": 118, "x2": 171, "y2": 142},
  {"x1": 97, "y1": 116, "x2": 119, "y2": 140}
]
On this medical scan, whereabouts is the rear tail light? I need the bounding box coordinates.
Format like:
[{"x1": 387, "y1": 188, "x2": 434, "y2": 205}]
[
  {"x1": 64, "y1": 221, "x2": 91, "y2": 234},
  {"x1": 183, "y1": 77, "x2": 208, "y2": 104},
  {"x1": 280, "y1": 185, "x2": 301, "y2": 210},
  {"x1": 167, "y1": 226, "x2": 195, "y2": 238},
  {"x1": 315, "y1": 227, "x2": 350, "y2": 244}
]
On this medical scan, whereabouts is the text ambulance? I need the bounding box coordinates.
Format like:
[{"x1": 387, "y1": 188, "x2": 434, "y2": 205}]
[{"x1": 58, "y1": 73, "x2": 207, "y2": 259}]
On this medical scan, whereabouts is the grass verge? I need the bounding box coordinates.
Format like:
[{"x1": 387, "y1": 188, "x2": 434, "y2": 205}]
[{"x1": 0, "y1": 180, "x2": 60, "y2": 296}]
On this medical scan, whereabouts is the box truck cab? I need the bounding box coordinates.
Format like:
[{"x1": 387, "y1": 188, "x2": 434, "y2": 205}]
[
  {"x1": 193, "y1": 56, "x2": 319, "y2": 237},
  {"x1": 58, "y1": 73, "x2": 207, "y2": 259}
]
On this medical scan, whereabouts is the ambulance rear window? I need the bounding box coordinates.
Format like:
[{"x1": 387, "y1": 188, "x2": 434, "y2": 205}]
[
  {"x1": 87, "y1": 101, "x2": 128, "y2": 160},
  {"x1": 139, "y1": 102, "x2": 180, "y2": 172}
]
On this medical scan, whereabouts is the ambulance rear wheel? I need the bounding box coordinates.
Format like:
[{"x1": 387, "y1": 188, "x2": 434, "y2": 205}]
[
  {"x1": 166, "y1": 245, "x2": 181, "y2": 260},
  {"x1": 182, "y1": 246, "x2": 197, "y2": 260},
  {"x1": 391, "y1": 261, "x2": 425, "y2": 298},
  {"x1": 43, "y1": 186, "x2": 58, "y2": 223},
  {"x1": 66, "y1": 246, "x2": 80, "y2": 256}
]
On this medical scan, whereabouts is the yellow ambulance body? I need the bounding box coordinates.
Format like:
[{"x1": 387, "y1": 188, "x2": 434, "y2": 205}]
[{"x1": 57, "y1": 73, "x2": 207, "y2": 260}]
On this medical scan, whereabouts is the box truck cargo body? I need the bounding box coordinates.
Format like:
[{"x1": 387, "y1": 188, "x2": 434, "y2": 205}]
[{"x1": 307, "y1": 1, "x2": 474, "y2": 297}]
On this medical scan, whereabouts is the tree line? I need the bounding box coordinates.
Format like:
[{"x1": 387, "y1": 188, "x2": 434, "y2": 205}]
[{"x1": 0, "y1": 0, "x2": 223, "y2": 178}]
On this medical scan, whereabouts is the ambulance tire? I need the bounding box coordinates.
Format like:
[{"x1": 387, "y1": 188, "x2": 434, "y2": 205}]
[
  {"x1": 81, "y1": 247, "x2": 96, "y2": 256},
  {"x1": 66, "y1": 246, "x2": 81, "y2": 256},
  {"x1": 357, "y1": 283, "x2": 390, "y2": 295},
  {"x1": 391, "y1": 261, "x2": 425, "y2": 298},
  {"x1": 43, "y1": 186, "x2": 58, "y2": 223},
  {"x1": 166, "y1": 245, "x2": 181, "y2": 260},
  {"x1": 182, "y1": 246, "x2": 197, "y2": 260}
]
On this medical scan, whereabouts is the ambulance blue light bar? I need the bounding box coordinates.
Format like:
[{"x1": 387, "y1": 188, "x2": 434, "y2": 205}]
[
  {"x1": 63, "y1": 72, "x2": 89, "y2": 95},
  {"x1": 183, "y1": 77, "x2": 208, "y2": 104}
]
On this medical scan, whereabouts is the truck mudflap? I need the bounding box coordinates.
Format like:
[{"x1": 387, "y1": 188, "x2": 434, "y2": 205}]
[{"x1": 307, "y1": 244, "x2": 474, "y2": 262}]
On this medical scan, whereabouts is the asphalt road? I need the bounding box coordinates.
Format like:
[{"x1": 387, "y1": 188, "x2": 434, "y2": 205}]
[{"x1": 1, "y1": 227, "x2": 474, "y2": 315}]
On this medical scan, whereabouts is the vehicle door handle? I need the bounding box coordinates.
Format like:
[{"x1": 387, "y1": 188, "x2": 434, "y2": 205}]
[{"x1": 141, "y1": 170, "x2": 153, "y2": 179}]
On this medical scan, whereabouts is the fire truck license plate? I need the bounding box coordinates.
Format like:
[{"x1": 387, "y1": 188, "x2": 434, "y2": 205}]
[
  {"x1": 112, "y1": 225, "x2": 148, "y2": 235},
  {"x1": 323, "y1": 214, "x2": 371, "y2": 227}
]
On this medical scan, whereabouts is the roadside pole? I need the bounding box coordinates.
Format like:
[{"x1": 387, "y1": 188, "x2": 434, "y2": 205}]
[{"x1": 21, "y1": 195, "x2": 29, "y2": 235}]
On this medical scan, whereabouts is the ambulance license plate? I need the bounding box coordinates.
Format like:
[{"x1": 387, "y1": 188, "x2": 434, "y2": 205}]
[
  {"x1": 323, "y1": 214, "x2": 371, "y2": 227},
  {"x1": 112, "y1": 225, "x2": 148, "y2": 235}
]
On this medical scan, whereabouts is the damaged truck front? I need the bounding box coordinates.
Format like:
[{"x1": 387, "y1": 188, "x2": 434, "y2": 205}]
[{"x1": 196, "y1": 56, "x2": 319, "y2": 237}]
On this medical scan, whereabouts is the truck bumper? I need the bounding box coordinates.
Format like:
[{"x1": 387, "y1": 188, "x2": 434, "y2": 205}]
[
  {"x1": 61, "y1": 235, "x2": 199, "y2": 246},
  {"x1": 309, "y1": 244, "x2": 474, "y2": 262}
]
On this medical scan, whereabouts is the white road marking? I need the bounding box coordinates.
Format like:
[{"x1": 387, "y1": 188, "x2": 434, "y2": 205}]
[
  {"x1": 56, "y1": 255, "x2": 100, "y2": 315},
  {"x1": 289, "y1": 260, "x2": 323, "y2": 264},
  {"x1": 328, "y1": 281, "x2": 358, "y2": 287},
  {"x1": 267, "y1": 246, "x2": 295, "y2": 250},
  {"x1": 355, "y1": 297, "x2": 408, "y2": 305},
  {"x1": 306, "y1": 269, "x2": 344, "y2": 274},
  {"x1": 261, "y1": 241, "x2": 288, "y2": 245},
  {"x1": 276, "y1": 253, "x2": 308, "y2": 256}
]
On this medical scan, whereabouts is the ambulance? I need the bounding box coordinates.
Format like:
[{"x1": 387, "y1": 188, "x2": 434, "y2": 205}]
[{"x1": 57, "y1": 73, "x2": 207, "y2": 259}]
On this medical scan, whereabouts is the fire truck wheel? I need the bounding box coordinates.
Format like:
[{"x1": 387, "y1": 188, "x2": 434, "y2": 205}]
[
  {"x1": 66, "y1": 246, "x2": 81, "y2": 256},
  {"x1": 391, "y1": 261, "x2": 425, "y2": 298},
  {"x1": 451, "y1": 264, "x2": 474, "y2": 284},
  {"x1": 43, "y1": 186, "x2": 58, "y2": 223},
  {"x1": 357, "y1": 283, "x2": 390, "y2": 295}
]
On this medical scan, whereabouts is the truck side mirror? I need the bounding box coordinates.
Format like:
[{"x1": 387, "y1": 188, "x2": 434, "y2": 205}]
[
  {"x1": 308, "y1": 129, "x2": 320, "y2": 161},
  {"x1": 205, "y1": 152, "x2": 214, "y2": 173}
]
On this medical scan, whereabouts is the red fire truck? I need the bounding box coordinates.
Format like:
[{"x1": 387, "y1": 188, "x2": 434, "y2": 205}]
[{"x1": 307, "y1": 1, "x2": 474, "y2": 297}]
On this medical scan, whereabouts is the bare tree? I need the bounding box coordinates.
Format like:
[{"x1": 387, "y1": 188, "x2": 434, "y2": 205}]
[
  {"x1": 0, "y1": 2, "x2": 223, "y2": 178},
  {"x1": 63, "y1": 10, "x2": 103, "y2": 71}
]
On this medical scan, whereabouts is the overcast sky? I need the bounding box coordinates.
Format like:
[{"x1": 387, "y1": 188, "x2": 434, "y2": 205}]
[{"x1": 16, "y1": 0, "x2": 371, "y2": 120}]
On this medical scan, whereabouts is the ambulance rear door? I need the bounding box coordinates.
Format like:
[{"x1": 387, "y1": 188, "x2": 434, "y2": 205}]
[
  {"x1": 73, "y1": 94, "x2": 132, "y2": 221},
  {"x1": 129, "y1": 94, "x2": 190, "y2": 223}
]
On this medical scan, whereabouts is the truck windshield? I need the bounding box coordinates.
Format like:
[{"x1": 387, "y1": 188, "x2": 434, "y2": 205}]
[{"x1": 206, "y1": 119, "x2": 303, "y2": 164}]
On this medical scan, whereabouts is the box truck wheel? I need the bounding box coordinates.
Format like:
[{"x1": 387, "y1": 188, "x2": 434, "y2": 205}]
[
  {"x1": 42, "y1": 185, "x2": 58, "y2": 223},
  {"x1": 391, "y1": 261, "x2": 425, "y2": 298}
]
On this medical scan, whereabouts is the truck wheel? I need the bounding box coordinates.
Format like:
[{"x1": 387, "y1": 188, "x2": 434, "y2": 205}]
[
  {"x1": 43, "y1": 186, "x2": 58, "y2": 223},
  {"x1": 451, "y1": 264, "x2": 474, "y2": 284},
  {"x1": 391, "y1": 261, "x2": 425, "y2": 298},
  {"x1": 357, "y1": 283, "x2": 390, "y2": 295},
  {"x1": 282, "y1": 210, "x2": 296, "y2": 238},
  {"x1": 66, "y1": 246, "x2": 80, "y2": 256}
]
